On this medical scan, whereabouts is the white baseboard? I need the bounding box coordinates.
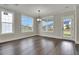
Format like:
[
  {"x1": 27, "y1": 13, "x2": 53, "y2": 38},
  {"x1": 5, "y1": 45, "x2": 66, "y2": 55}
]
[
  {"x1": 0, "y1": 34, "x2": 36, "y2": 43},
  {"x1": 39, "y1": 34, "x2": 62, "y2": 39},
  {"x1": 39, "y1": 34, "x2": 75, "y2": 42},
  {"x1": 0, "y1": 34, "x2": 75, "y2": 43}
]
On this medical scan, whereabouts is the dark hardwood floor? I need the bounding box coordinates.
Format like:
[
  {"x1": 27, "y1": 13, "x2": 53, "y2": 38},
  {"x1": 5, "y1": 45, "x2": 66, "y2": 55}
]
[{"x1": 0, "y1": 36, "x2": 76, "y2": 55}]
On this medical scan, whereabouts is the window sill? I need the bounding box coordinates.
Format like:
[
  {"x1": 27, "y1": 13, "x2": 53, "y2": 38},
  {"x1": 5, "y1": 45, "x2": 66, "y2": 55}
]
[
  {"x1": 0, "y1": 32, "x2": 14, "y2": 35},
  {"x1": 42, "y1": 31, "x2": 54, "y2": 33},
  {"x1": 20, "y1": 31, "x2": 34, "y2": 34}
]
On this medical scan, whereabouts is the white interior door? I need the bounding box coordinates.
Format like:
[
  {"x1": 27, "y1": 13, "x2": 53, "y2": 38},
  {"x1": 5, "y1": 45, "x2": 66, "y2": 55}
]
[{"x1": 62, "y1": 15, "x2": 74, "y2": 40}]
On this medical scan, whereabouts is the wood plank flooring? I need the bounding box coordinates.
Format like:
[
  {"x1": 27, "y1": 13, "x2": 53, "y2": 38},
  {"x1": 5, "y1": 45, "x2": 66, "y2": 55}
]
[{"x1": 0, "y1": 36, "x2": 76, "y2": 55}]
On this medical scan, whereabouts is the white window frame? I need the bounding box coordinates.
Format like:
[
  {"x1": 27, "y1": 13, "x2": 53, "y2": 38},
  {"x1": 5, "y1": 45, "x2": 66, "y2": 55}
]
[
  {"x1": 1, "y1": 11, "x2": 14, "y2": 34},
  {"x1": 21, "y1": 15, "x2": 33, "y2": 33},
  {"x1": 62, "y1": 15, "x2": 74, "y2": 40},
  {"x1": 42, "y1": 16, "x2": 54, "y2": 32}
]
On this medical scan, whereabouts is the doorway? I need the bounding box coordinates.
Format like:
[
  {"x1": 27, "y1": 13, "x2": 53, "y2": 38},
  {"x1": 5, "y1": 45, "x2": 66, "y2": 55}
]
[{"x1": 62, "y1": 15, "x2": 74, "y2": 40}]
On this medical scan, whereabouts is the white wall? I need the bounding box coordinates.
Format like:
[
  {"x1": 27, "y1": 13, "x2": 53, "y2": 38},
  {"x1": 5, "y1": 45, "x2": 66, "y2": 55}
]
[
  {"x1": 0, "y1": 9, "x2": 38, "y2": 43},
  {"x1": 39, "y1": 11, "x2": 75, "y2": 41}
]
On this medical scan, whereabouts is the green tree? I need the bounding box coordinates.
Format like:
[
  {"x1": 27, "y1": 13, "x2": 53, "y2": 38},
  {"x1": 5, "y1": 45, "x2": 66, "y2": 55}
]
[{"x1": 65, "y1": 24, "x2": 70, "y2": 29}]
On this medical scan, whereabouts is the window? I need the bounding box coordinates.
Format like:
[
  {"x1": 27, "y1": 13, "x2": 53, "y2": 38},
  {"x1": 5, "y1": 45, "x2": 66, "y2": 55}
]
[
  {"x1": 42, "y1": 17, "x2": 54, "y2": 32},
  {"x1": 1, "y1": 11, "x2": 13, "y2": 34},
  {"x1": 21, "y1": 16, "x2": 33, "y2": 32},
  {"x1": 63, "y1": 16, "x2": 72, "y2": 37}
]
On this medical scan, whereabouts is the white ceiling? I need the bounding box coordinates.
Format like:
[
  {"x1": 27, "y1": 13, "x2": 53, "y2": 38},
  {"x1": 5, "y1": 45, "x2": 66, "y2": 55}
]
[{"x1": 0, "y1": 4, "x2": 76, "y2": 18}]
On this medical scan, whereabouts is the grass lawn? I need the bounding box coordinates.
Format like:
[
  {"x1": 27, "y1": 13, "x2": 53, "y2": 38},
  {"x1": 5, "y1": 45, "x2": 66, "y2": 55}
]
[{"x1": 64, "y1": 31, "x2": 71, "y2": 37}]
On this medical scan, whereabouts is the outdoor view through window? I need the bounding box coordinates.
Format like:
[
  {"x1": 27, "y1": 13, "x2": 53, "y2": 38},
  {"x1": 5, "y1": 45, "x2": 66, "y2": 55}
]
[
  {"x1": 21, "y1": 16, "x2": 33, "y2": 32},
  {"x1": 42, "y1": 18, "x2": 54, "y2": 32},
  {"x1": 63, "y1": 17, "x2": 71, "y2": 37}
]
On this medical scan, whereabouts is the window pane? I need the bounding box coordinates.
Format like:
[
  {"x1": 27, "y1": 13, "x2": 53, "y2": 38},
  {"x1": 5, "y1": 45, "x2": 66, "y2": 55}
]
[
  {"x1": 6, "y1": 24, "x2": 12, "y2": 33},
  {"x1": 2, "y1": 23, "x2": 6, "y2": 33},
  {"x1": 42, "y1": 20, "x2": 47, "y2": 31},
  {"x1": 2, "y1": 23, "x2": 12, "y2": 33},
  {"x1": 1, "y1": 11, "x2": 13, "y2": 23},
  {"x1": 8, "y1": 13, "x2": 13, "y2": 17},
  {"x1": 21, "y1": 16, "x2": 33, "y2": 32},
  {"x1": 42, "y1": 18, "x2": 54, "y2": 32},
  {"x1": 64, "y1": 18, "x2": 71, "y2": 37},
  {"x1": 47, "y1": 19, "x2": 54, "y2": 32}
]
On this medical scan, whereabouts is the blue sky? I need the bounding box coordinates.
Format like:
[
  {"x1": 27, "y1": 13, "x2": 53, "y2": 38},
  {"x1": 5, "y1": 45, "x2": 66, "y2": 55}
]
[
  {"x1": 21, "y1": 16, "x2": 32, "y2": 26},
  {"x1": 64, "y1": 18, "x2": 71, "y2": 24},
  {"x1": 42, "y1": 20, "x2": 54, "y2": 26}
]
